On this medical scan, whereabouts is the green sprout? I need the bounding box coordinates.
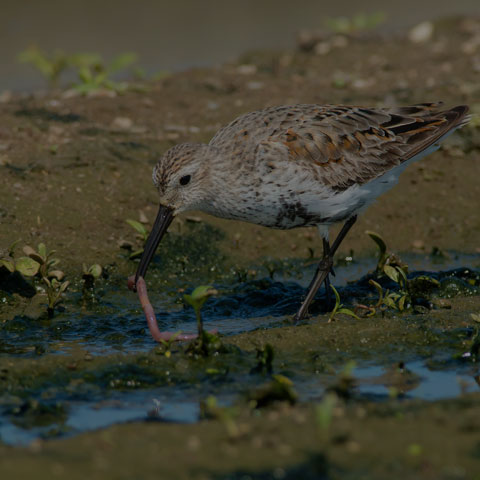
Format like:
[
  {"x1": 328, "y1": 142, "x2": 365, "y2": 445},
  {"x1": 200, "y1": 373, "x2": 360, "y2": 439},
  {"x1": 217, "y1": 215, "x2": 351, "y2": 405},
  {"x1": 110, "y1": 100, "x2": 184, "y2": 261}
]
[
  {"x1": 82, "y1": 264, "x2": 102, "y2": 286},
  {"x1": 17, "y1": 243, "x2": 69, "y2": 318},
  {"x1": 18, "y1": 46, "x2": 70, "y2": 88},
  {"x1": 156, "y1": 332, "x2": 181, "y2": 358},
  {"x1": 328, "y1": 360, "x2": 356, "y2": 399},
  {"x1": 365, "y1": 231, "x2": 413, "y2": 312},
  {"x1": 247, "y1": 374, "x2": 298, "y2": 409},
  {"x1": 0, "y1": 240, "x2": 21, "y2": 273},
  {"x1": 329, "y1": 285, "x2": 360, "y2": 322},
  {"x1": 366, "y1": 230, "x2": 408, "y2": 279},
  {"x1": 183, "y1": 285, "x2": 218, "y2": 340},
  {"x1": 70, "y1": 52, "x2": 137, "y2": 94},
  {"x1": 18, "y1": 47, "x2": 139, "y2": 93},
  {"x1": 325, "y1": 12, "x2": 386, "y2": 34},
  {"x1": 468, "y1": 314, "x2": 480, "y2": 362},
  {"x1": 126, "y1": 219, "x2": 149, "y2": 259},
  {"x1": 251, "y1": 343, "x2": 275, "y2": 374},
  {"x1": 315, "y1": 392, "x2": 337, "y2": 441},
  {"x1": 199, "y1": 396, "x2": 240, "y2": 439}
]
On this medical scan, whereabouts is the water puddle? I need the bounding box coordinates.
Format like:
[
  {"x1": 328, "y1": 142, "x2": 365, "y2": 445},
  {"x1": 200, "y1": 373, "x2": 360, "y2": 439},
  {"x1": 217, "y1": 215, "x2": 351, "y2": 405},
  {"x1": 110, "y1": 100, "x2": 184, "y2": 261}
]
[
  {"x1": 1, "y1": 356, "x2": 478, "y2": 446},
  {"x1": 0, "y1": 251, "x2": 479, "y2": 446}
]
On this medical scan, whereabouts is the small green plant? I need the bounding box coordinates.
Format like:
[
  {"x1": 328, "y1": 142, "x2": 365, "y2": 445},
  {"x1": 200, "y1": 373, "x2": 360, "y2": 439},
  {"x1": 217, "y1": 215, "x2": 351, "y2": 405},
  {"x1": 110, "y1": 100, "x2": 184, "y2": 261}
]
[
  {"x1": 17, "y1": 243, "x2": 69, "y2": 318},
  {"x1": 328, "y1": 361, "x2": 356, "y2": 399},
  {"x1": 183, "y1": 286, "x2": 218, "y2": 341},
  {"x1": 366, "y1": 231, "x2": 412, "y2": 312},
  {"x1": 156, "y1": 332, "x2": 181, "y2": 358},
  {"x1": 199, "y1": 396, "x2": 240, "y2": 439},
  {"x1": 247, "y1": 374, "x2": 298, "y2": 408},
  {"x1": 126, "y1": 219, "x2": 149, "y2": 259},
  {"x1": 366, "y1": 231, "x2": 408, "y2": 279},
  {"x1": 329, "y1": 285, "x2": 360, "y2": 322},
  {"x1": 18, "y1": 47, "x2": 139, "y2": 93},
  {"x1": 251, "y1": 343, "x2": 275, "y2": 374},
  {"x1": 18, "y1": 46, "x2": 70, "y2": 88},
  {"x1": 467, "y1": 314, "x2": 480, "y2": 362},
  {"x1": 0, "y1": 240, "x2": 21, "y2": 273},
  {"x1": 315, "y1": 392, "x2": 337, "y2": 442},
  {"x1": 325, "y1": 12, "x2": 386, "y2": 34},
  {"x1": 81, "y1": 263, "x2": 103, "y2": 304},
  {"x1": 70, "y1": 52, "x2": 137, "y2": 94},
  {"x1": 369, "y1": 278, "x2": 409, "y2": 312},
  {"x1": 82, "y1": 263, "x2": 102, "y2": 289}
]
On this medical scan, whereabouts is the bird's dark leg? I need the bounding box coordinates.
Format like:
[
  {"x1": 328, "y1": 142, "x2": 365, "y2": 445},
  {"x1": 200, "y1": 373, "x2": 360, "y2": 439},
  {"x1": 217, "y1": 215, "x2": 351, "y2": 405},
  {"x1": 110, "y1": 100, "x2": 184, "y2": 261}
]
[
  {"x1": 305, "y1": 238, "x2": 335, "y2": 309},
  {"x1": 322, "y1": 238, "x2": 334, "y2": 310},
  {"x1": 294, "y1": 215, "x2": 357, "y2": 323}
]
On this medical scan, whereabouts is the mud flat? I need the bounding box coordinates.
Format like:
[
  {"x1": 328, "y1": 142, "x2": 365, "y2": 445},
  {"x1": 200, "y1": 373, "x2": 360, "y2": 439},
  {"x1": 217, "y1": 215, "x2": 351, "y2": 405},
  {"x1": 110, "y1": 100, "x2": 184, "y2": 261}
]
[{"x1": 1, "y1": 16, "x2": 480, "y2": 480}]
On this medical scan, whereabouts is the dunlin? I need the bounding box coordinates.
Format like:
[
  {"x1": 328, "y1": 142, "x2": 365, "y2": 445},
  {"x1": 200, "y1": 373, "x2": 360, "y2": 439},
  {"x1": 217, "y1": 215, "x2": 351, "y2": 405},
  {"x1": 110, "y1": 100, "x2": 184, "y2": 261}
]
[{"x1": 131, "y1": 102, "x2": 469, "y2": 337}]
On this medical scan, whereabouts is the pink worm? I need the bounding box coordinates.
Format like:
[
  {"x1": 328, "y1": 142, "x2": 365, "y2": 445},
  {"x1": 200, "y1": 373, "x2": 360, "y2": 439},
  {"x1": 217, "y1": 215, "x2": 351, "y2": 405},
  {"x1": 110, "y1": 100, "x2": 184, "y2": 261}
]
[{"x1": 128, "y1": 275, "x2": 197, "y2": 342}]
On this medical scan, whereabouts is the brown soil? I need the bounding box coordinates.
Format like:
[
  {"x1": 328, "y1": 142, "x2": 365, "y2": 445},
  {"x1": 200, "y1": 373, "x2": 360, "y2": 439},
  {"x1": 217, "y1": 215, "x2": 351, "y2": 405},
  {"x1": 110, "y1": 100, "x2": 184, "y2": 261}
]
[
  {"x1": 1, "y1": 16, "x2": 480, "y2": 480},
  {"x1": 1, "y1": 18, "x2": 479, "y2": 277}
]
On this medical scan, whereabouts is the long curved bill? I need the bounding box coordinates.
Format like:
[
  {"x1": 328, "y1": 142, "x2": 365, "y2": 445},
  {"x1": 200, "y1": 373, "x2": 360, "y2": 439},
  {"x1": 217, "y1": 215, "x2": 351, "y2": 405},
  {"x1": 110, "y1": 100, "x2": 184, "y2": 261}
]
[{"x1": 134, "y1": 204, "x2": 174, "y2": 287}]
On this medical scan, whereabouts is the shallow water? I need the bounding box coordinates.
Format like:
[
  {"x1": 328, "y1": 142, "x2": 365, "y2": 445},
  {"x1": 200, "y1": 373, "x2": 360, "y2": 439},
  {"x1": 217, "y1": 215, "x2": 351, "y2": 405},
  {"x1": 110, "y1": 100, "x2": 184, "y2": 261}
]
[
  {"x1": 0, "y1": 250, "x2": 479, "y2": 446},
  {"x1": 1, "y1": 357, "x2": 478, "y2": 446},
  {"x1": 2, "y1": 251, "x2": 478, "y2": 356},
  {"x1": 2, "y1": 0, "x2": 480, "y2": 92}
]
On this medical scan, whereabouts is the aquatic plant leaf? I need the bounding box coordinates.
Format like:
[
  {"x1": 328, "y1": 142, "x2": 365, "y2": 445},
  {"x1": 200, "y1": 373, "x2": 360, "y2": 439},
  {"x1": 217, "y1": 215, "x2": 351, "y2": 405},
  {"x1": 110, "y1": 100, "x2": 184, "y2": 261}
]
[
  {"x1": 37, "y1": 243, "x2": 47, "y2": 260},
  {"x1": 8, "y1": 239, "x2": 20, "y2": 257},
  {"x1": 189, "y1": 285, "x2": 218, "y2": 303},
  {"x1": 331, "y1": 284, "x2": 341, "y2": 307},
  {"x1": 88, "y1": 264, "x2": 102, "y2": 278},
  {"x1": 108, "y1": 53, "x2": 137, "y2": 73},
  {"x1": 369, "y1": 279, "x2": 384, "y2": 306},
  {"x1": 316, "y1": 393, "x2": 337, "y2": 432},
  {"x1": 23, "y1": 246, "x2": 44, "y2": 265},
  {"x1": 383, "y1": 295, "x2": 397, "y2": 309},
  {"x1": 366, "y1": 231, "x2": 387, "y2": 258},
  {"x1": 47, "y1": 258, "x2": 59, "y2": 268},
  {"x1": 248, "y1": 374, "x2": 297, "y2": 408},
  {"x1": 59, "y1": 281, "x2": 70, "y2": 294},
  {"x1": 383, "y1": 265, "x2": 400, "y2": 283},
  {"x1": 126, "y1": 219, "x2": 147, "y2": 236},
  {"x1": 15, "y1": 257, "x2": 40, "y2": 277},
  {"x1": 48, "y1": 270, "x2": 65, "y2": 281},
  {"x1": 129, "y1": 249, "x2": 144, "y2": 259},
  {"x1": 396, "y1": 266, "x2": 408, "y2": 285},
  {"x1": 0, "y1": 259, "x2": 15, "y2": 273},
  {"x1": 471, "y1": 313, "x2": 480, "y2": 324},
  {"x1": 337, "y1": 307, "x2": 360, "y2": 319},
  {"x1": 398, "y1": 295, "x2": 407, "y2": 311},
  {"x1": 184, "y1": 286, "x2": 216, "y2": 313}
]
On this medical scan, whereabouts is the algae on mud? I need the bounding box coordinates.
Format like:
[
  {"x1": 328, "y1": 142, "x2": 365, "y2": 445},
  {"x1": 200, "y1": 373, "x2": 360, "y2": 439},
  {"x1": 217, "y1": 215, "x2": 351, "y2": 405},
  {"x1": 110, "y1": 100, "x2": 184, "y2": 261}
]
[{"x1": 1, "y1": 15, "x2": 480, "y2": 480}]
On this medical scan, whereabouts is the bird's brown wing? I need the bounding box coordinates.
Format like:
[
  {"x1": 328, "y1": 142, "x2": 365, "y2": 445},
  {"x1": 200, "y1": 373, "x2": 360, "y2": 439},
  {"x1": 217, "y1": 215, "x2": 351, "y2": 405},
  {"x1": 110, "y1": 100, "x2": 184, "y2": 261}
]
[{"x1": 255, "y1": 103, "x2": 469, "y2": 191}]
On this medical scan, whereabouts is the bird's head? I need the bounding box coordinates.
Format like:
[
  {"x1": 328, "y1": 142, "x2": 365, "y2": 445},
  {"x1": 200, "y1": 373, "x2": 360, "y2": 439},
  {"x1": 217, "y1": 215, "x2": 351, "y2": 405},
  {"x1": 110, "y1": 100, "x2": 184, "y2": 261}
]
[{"x1": 134, "y1": 143, "x2": 216, "y2": 286}]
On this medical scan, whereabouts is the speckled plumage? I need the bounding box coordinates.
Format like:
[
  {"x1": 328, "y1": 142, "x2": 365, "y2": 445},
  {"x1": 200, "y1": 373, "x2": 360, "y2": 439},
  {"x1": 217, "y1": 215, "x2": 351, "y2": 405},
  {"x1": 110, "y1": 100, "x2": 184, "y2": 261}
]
[
  {"x1": 136, "y1": 102, "x2": 470, "y2": 324},
  {"x1": 152, "y1": 102, "x2": 469, "y2": 232}
]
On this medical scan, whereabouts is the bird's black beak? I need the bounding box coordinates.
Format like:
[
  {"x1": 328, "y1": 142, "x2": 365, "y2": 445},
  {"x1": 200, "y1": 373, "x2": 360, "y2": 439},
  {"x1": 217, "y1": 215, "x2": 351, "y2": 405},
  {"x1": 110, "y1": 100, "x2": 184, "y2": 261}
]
[{"x1": 134, "y1": 204, "x2": 174, "y2": 287}]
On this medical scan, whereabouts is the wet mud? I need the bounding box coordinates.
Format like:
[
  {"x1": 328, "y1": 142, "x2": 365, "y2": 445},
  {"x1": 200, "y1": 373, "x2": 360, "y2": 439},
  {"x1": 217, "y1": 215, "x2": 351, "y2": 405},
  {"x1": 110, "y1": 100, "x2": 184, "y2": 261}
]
[{"x1": 1, "y1": 16, "x2": 480, "y2": 480}]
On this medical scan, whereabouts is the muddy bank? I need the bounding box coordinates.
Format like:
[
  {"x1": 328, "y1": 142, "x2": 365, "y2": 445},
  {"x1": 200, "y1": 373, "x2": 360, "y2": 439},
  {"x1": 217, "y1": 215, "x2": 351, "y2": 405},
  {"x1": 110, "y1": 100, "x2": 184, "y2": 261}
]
[
  {"x1": 0, "y1": 15, "x2": 480, "y2": 480},
  {"x1": 0, "y1": 18, "x2": 479, "y2": 279}
]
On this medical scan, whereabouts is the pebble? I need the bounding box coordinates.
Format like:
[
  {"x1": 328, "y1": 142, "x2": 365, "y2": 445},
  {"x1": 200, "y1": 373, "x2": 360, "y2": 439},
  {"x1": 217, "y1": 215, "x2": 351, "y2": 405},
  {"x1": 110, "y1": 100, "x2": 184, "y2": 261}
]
[
  {"x1": 111, "y1": 117, "x2": 133, "y2": 130},
  {"x1": 246, "y1": 81, "x2": 264, "y2": 90},
  {"x1": 0, "y1": 91, "x2": 12, "y2": 103},
  {"x1": 408, "y1": 21, "x2": 434, "y2": 43},
  {"x1": 237, "y1": 64, "x2": 257, "y2": 75}
]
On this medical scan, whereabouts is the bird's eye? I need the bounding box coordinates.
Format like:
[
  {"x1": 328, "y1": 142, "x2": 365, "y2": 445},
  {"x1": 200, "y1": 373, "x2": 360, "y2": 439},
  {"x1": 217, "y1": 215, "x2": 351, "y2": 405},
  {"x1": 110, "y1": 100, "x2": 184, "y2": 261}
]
[{"x1": 179, "y1": 175, "x2": 191, "y2": 186}]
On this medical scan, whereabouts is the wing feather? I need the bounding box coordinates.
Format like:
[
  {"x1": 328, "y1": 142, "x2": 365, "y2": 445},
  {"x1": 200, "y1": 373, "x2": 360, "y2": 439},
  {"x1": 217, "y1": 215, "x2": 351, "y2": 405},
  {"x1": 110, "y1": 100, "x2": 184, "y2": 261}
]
[{"x1": 255, "y1": 104, "x2": 469, "y2": 190}]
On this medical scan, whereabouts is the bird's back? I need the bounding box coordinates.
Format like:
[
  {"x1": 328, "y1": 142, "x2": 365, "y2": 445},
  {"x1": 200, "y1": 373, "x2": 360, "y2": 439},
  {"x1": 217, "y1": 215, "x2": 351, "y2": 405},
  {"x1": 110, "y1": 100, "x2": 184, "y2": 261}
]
[
  {"x1": 210, "y1": 103, "x2": 469, "y2": 189},
  {"x1": 206, "y1": 103, "x2": 469, "y2": 229}
]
